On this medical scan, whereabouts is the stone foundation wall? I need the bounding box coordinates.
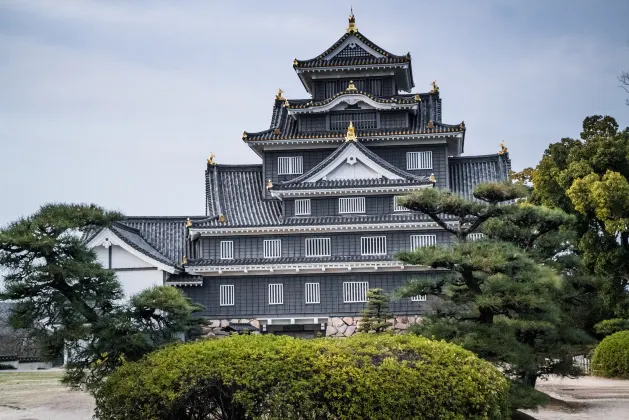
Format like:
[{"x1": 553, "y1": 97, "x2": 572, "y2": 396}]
[{"x1": 199, "y1": 316, "x2": 422, "y2": 339}]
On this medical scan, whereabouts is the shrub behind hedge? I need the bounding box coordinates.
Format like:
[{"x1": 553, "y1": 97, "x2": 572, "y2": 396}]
[
  {"x1": 592, "y1": 330, "x2": 629, "y2": 378},
  {"x1": 95, "y1": 334, "x2": 510, "y2": 420}
]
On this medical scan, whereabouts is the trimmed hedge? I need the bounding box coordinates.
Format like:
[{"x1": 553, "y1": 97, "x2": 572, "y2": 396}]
[
  {"x1": 95, "y1": 334, "x2": 510, "y2": 420},
  {"x1": 592, "y1": 330, "x2": 629, "y2": 378}
]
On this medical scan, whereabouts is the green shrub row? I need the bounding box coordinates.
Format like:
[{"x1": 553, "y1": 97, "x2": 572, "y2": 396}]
[
  {"x1": 95, "y1": 333, "x2": 510, "y2": 420},
  {"x1": 592, "y1": 330, "x2": 629, "y2": 378}
]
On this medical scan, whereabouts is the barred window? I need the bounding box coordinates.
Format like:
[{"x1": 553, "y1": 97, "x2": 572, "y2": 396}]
[
  {"x1": 305, "y1": 238, "x2": 331, "y2": 257},
  {"x1": 339, "y1": 197, "x2": 365, "y2": 214},
  {"x1": 468, "y1": 233, "x2": 485, "y2": 241},
  {"x1": 278, "y1": 156, "x2": 303, "y2": 175},
  {"x1": 343, "y1": 282, "x2": 369, "y2": 303},
  {"x1": 393, "y1": 196, "x2": 409, "y2": 212},
  {"x1": 305, "y1": 283, "x2": 320, "y2": 304},
  {"x1": 294, "y1": 199, "x2": 311, "y2": 216},
  {"x1": 219, "y1": 285, "x2": 234, "y2": 306},
  {"x1": 380, "y1": 112, "x2": 408, "y2": 129},
  {"x1": 330, "y1": 112, "x2": 377, "y2": 131},
  {"x1": 269, "y1": 284, "x2": 283, "y2": 305},
  {"x1": 263, "y1": 239, "x2": 281, "y2": 258},
  {"x1": 361, "y1": 236, "x2": 387, "y2": 256},
  {"x1": 411, "y1": 295, "x2": 427, "y2": 302},
  {"x1": 410, "y1": 235, "x2": 437, "y2": 250},
  {"x1": 220, "y1": 241, "x2": 233, "y2": 260},
  {"x1": 407, "y1": 151, "x2": 433, "y2": 170},
  {"x1": 299, "y1": 115, "x2": 327, "y2": 132}
]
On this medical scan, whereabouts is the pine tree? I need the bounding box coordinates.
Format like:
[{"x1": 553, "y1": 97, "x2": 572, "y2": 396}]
[{"x1": 358, "y1": 288, "x2": 393, "y2": 333}]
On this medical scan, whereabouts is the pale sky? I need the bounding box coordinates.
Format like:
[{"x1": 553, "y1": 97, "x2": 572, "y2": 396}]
[{"x1": 1, "y1": 0, "x2": 628, "y2": 226}]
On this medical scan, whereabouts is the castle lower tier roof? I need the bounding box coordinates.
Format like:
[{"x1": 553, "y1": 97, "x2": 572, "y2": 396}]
[{"x1": 449, "y1": 153, "x2": 511, "y2": 199}]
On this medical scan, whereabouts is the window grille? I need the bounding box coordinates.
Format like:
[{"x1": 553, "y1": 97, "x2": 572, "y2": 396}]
[
  {"x1": 219, "y1": 285, "x2": 234, "y2": 306},
  {"x1": 361, "y1": 236, "x2": 387, "y2": 256},
  {"x1": 410, "y1": 235, "x2": 437, "y2": 250},
  {"x1": 406, "y1": 151, "x2": 433, "y2": 170},
  {"x1": 330, "y1": 112, "x2": 377, "y2": 131},
  {"x1": 299, "y1": 115, "x2": 327, "y2": 132},
  {"x1": 305, "y1": 283, "x2": 320, "y2": 304},
  {"x1": 335, "y1": 43, "x2": 371, "y2": 58},
  {"x1": 317, "y1": 79, "x2": 384, "y2": 98},
  {"x1": 411, "y1": 295, "x2": 427, "y2": 302},
  {"x1": 468, "y1": 233, "x2": 485, "y2": 241},
  {"x1": 278, "y1": 156, "x2": 303, "y2": 175},
  {"x1": 305, "y1": 238, "x2": 331, "y2": 257},
  {"x1": 220, "y1": 241, "x2": 234, "y2": 260},
  {"x1": 380, "y1": 112, "x2": 408, "y2": 129},
  {"x1": 269, "y1": 284, "x2": 283, "y2": 305},
  {"x1": 294, "y1": 199, "x2": 311, "y2": 216},
  {"x1": 393, "y1": 196, "x2": 409, "y2": 212},
  {"x1": 343, "y1": 282, "x2": 369, "y2": 303},
  {"x1": 263, "y1": 239, "x2": 281, "y2": 258},
  {"x1": 339, "y1": 197, "x2": 365, "y2": 214}
]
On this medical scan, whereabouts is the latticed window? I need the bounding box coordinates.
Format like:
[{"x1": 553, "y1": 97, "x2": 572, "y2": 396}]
[
  {"x1": 317, "y1": 78, "x2": 384, "y2": 98},
  {"x1": 406, "y1": 151, "x2": 433, "y2": 170},
  {"x1": 263, "y1": 239, "x2": 281, "y2": 258},
  {"x1": 294, "y1": 199, "x2": 311, "y2": 216},
  {"x1": 361, "y1": 236, "x2": 387, "y2": 256},
  {"x1": 299, "y1": 115, "x2": 327, "y2": 132},
  {"x1": 410, "y1": 235, "x2": 437, "y2": 250},
  {"x1": 468, "y1": 233, "x2": 485, "y2": 241},
  {"x1": 343, "y1": 282, "x2": 369, "y2": 303},
  {"x1": 411, "y1": 295, "x2": 427, "y2": 302},
  {"x1": 339, "y1": 197, "x2": 365, "y2": 214},
  {"x1": 305, "y1": 283, "x2": 320, "y2": 304},
  {"x1": 219, "y1": 285, "x2": 234, "y2": 306},
  {"x1": 335, "y1": 43, "x2": 372, "y2": 58},
  {"x1": 220, "y1": 241, "x2": 233, "y2": 260},
  {"x1": 393, "y1": 196, "x2": 409, "y2": 212},
  {"x1": 380, "y1": 112, "x2": 408, "y2": 129},
  {"x1": 330, "y1": 112, "x2": 377, "y2": 131},
  {"x1": 268, "y1": 284, "x2": 283, "y2": 305},
  {"x1": 305, "y1": 238, "x2": 331, "y2": 257},
  {"x1": 278, "y1": 156, "x2": 303, "y2": 175}
]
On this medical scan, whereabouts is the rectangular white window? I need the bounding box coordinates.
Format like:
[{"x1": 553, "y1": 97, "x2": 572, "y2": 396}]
[
  {"x1": 468, "y1": 233, "x2": 485, "y2": 241},
  {"x1": 411, "y1": 295, "x2": 427, "y2": 302},
  {"x1": 305, "y1": 238, "x2": 331, "y2": 257},
  {"x1": 294, "y1": 199, "x2": 311, "y2": 216},
  {"x1": 343, "y1": 282, "x2": 369, "y2": 303},
  {"x1": 277, "y1": 156, "x2": 303, "y2": 175},
  {"x1": 339, "y1": 197, "x2": 366, "y2": 214},
  {"x1": 407, "y1": 151, "x2": 433, "y2": 170},
  {"x1": 361, "y1": 236, "x2": 387, "y2": 256},
  {"x1": 393, "y1": 196, "x2": 409, "y2": 212},
  {"x1": 220, "y1": 241, "x2": 234, "y2": 260},
  {"x1": 410, "y1": 234, "x2": 437, "y2": 250},
  {"x1": 263, "y1": 239, "x2": 281, "y2": 258},
  {"x1": 219, "y1": 285, "x2": 234, "y2": 306},
  {"x1": 305, "y1": 283, "x2": 320, "y2": 304},
  {"x1": 269, "y1": 284, "x2": 284, "y2": 305}
]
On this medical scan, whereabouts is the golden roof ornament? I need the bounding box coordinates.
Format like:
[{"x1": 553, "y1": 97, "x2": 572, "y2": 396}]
[
  {"x1": 273, "y1": 128, "x2": 281, "y2": 136},
  {"x1": 242, "y1": 131, "x2": 248, "y2": 140},
  {"x1": 186, "y1": 218, "x2": 192, "y2": 228},
  {"x1": 459, "y1": 121, "x2": 466, "y2": 130},
  {"x1": 427, "y1": 120, "x2": 435, "y2": 129},
  {"x1": 345, "y1": 80, "x2": 357, "y2": 92},
  {"x1": 346, "y1": 8, "x2": 358, "y2": 33},
  {"x1": 293, "y1": 58, "x2": 298, "y2": 66},
  {"x1": 429, "y1": 80, "x2": 439, "y2": 94},
  {"x1": 267, "y1": 179, "x2": 273, "y2": 189},
  {"x1": 275, "y1": 88, "x2": 284, "y2": 101},
  {"x1": 429, "y1": 173, "x2": 436, "y2": 183},
  {"x1": 218, "y1": 214, "x2": 226, "y2": 223},
  {"x1": 414, "y1": 93, "x2": 422, "y2": 102},
  {"x1": 207, "y1": 153, "x2": 216, "y2": 165},
  {"x1": 345, "y1": 120, "x2": 357, "y2": 142},
  {"x1": 498, "y1": 141, "x2": 508, "y2": 155},
  {"x1": 283, "y1": 98, "x2": 290, "y2": 108},
  {"x1": 182, "y1": 255, "x2": 187, "y2": 265}
]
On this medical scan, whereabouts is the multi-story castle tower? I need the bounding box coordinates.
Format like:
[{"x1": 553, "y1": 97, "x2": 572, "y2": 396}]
[{"x1": 87, "y1": 12, "x2": 510, "y2": 337}]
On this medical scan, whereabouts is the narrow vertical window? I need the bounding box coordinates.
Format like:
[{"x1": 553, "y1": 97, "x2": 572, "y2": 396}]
[
  {"x1": 269, "y1": 284, "x2": 284, "y2": 305},
  {"x1": 411, "y1": 295, "x2": 427, "y2": 302},
  {"x1": 294, "y1": 199, "x2": 311, "y2": 216},
  {"x1": 263, "y1": 239, "x2": 282, "y2": 258},
  {"x1": 339, "y1": 197, "x2": 366, "y2": 214},
  {"x1": 410, "y1": 235, "x2": 437, "y2": 250},
  {"x1": 343, "y1": 282, "x2": 369, "y2": 303},
  {"x1": 407, "y1": 151, "x2": 433, "y2": 170},
  {"x1": 468, "y1": 233, "x2": 485, "y2": 241},
  {"x1": 305, "y1": 238, "x2": 331, "y2": 257},
  {"x1": 220, "y1": 241, "x2": 234, "y2": 260},
  {"x1": 278, "y1": 157, "x2": 303, "y2": 175},
  {"x1": 219, "y1": 285, "x2": 234, "y2": 306},
  {"x1": 305, "y1": 283, "x2": 320, "y2": 304},
  {"x1": 361, "y1": 236, "x2": 387, "y2": 256}
]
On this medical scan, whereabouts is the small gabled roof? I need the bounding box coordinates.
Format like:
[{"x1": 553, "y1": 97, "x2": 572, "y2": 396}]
[{"x1": 449, "y1": 153, "x2": 511, "y2": 199}]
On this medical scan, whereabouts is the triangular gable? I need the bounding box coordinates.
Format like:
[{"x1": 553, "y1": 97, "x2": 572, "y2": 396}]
[
  {"x1": 324, "y1": 34, "x2": 385, "y2": 61},
  {"x1": 304, "y1": 143, "x2": 402, "y2": 182}
]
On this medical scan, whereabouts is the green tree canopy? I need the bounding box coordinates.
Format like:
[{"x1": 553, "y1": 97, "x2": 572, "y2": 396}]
[{"x1": 358, "y1": 288, "x2": 393, "y2": 333}]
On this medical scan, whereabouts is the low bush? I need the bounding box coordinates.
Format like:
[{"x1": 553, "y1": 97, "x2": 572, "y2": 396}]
[
  {"x1": 594, "y1": 318, "x2": 629, "y2": 336},
  {"x1": 95, "y1": 333, "x2": 510, "y2": 420},
  {"x1": 592, "y1": 330, "x2": 629, "y2": 378}
]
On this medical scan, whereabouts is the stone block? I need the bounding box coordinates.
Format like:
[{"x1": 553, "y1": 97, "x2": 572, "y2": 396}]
[
  {"x1": 220, "y1": 319, "x2": 229, "y2": 328},
  {"x1": 331, "y1": 318, "x2": 345, "y2": 328},
  {"x1": 344, "y1": 326, "x2": 357, "y2": 336},
  {"x1": 342, "y1": 317, "x2": 354, "y2": 326},
  {"x1": 337, "y1": 324, "x2": 348, "y2": 334},
  {"x1": 229, "y1": 319, "x2": 240, "y2": 325},
  {"x1": 250, "y1": 319, "x2": 260, "y2": 329},
  {"x1": 239, "y1": 319, "x2": 250, "y2": 324},
  {"x1": 207, "y1": 320, "x2": 220, "y2": 328},
  {"x1": 326, "y1": 326, "x2": 338, "y2": 336}
]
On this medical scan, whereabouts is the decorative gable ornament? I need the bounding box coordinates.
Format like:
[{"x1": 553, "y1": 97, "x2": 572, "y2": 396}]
[
  {"x1": 346, "y1": 9, "x2": 358, "y2": 33},
  {"x1": 345, "y1": 121, "x2": 357, "y2": 142}
]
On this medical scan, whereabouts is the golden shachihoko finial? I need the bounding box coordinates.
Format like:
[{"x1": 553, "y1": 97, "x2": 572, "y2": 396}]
[
  {"x1": 275, "y1": 88, "x2": 284, "y2": 101},
  {"x1": 207, "y1": 153, "x2": 216, "y2": 165},
  {"x1": 414, "y1": 93, "x2": 422, "y2": 102},
  {"x1": 186, "y1": 218, "x2": 192, "y2": 228},
  {"x1": 345, "y1": 121, "x2": 357, "y2": 142},
  {"x1": 345, "y1": 80, "x2": 357, "y2": 92},
  {"x1": 267, "y1": 179, "x2": 273, "y2": 189},
  {"x1": 347, "y1": 8, "x2": 357, "y2": 33},
  {"x1": 182, "y1": 255, "x2": 187, "y2": 265},
  {"x1": 430, "y1": 80, "x2": 439, "y2": 94},
  {"x1": 498, "y1": 141, "x2": 508, "y2": 155}
]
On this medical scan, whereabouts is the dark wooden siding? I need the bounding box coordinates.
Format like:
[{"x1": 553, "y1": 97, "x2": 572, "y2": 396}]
[{"x1": 368, "y1": 144, "x2": 449, "y2": 189}]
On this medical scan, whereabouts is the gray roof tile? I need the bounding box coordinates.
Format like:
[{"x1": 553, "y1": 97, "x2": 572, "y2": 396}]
[{"x1": 448, "y1": 153, "x2": 511, "y2": 199}]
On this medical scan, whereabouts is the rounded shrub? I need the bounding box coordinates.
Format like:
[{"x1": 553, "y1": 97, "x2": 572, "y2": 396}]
[
  {"x1": 592, "y1": 330, "x2": 629, "y2": 378},
  {"x1": 94, "y1": 333, "x2": 510, "y2": 420}
]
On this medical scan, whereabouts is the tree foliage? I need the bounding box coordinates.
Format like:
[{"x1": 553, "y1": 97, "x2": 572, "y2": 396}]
[
  {"x1": 358, "y1": 288, "x2": 393, "y2": 332},
  {"x1": 0, "y1": 204, "x2": 201, "y2": 391},
  {"x1": 95, "y1": 334, "x2": 510, "y2": 420},
  {"x1": 591, "y1": 330, "x2": 629, "y2": 378}
]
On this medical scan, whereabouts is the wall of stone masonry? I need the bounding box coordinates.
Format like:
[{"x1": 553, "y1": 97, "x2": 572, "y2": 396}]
[{"x1": 198, "y1": 316, "x2": 422, "y2": 339}]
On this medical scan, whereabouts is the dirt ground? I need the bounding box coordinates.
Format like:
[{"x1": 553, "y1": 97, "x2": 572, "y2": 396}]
[{"x1": 2, "y1": 371, "x2": 629, "y2": 419}]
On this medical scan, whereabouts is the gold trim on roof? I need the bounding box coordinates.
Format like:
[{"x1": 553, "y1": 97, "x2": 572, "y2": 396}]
[
  {"x1": 275, "y1": 88, "x2": 284, "y2": 101},
  {"x1": 414, "y1": 94, "x2": 422, "y2": 102},
  {"x1": 293, "y1": 58, "x2": 298, "y2": 66},
  {"x1": 429, "y1": 80, "x2": 439, "y2": 94},
  {"x1": 218, "y1": 214, "x2": 226, "y2": 223},
  {"x1": 345, "y1": 120, "x2": 357, "y2": 142},
  {"x1": 186, "y1": 218, "x2": 192, "y2": 228},
  {"x1": 267, "y1": 179, "x2": 273, "y2": 189},
  {"x1": 429, "y1": 173, "x2": 436, "y2": 183},
  {"x1": 346, "y1": 8, "x2": 357, "y2": 33},
  {"x1": 427, "y1": 120, "x2": 435, "y2": 129},
  {"x1": 345, "y1": 80, "x2": 357, "y2": 92},
  {"x1": 207, "y1": 153, "x2": 216, "y2": 165},
  {"x1": 182, "y1": 256, "x2": 187, "y2": 265},
  {"x1": 498, "y1": 141, "x2": 508, "y2": 155}
]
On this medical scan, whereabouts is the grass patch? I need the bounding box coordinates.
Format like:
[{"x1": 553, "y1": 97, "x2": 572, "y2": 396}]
[{"x1": 0, "y1": 371, "x2": 64, "y2": 385}]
